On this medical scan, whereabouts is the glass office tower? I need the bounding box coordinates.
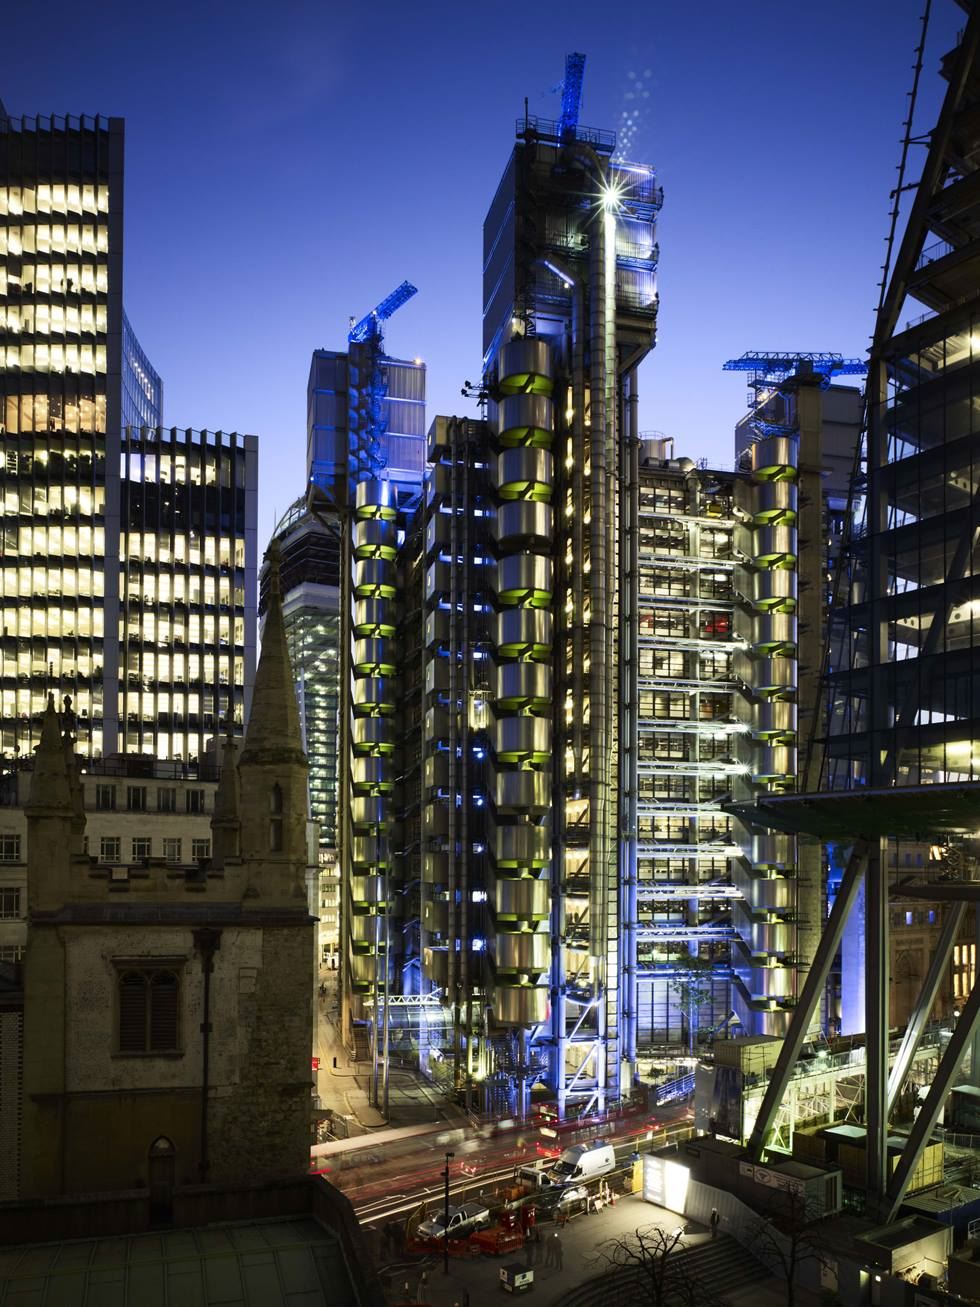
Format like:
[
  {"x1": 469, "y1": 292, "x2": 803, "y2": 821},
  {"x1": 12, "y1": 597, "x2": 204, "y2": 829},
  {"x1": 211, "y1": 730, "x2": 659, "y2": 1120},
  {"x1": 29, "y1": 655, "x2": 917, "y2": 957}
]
[
  {"x1": 0, "y1": 110, "x2": 256, "y2": 761},
  {"x1": 1, "y1": 112, "x2": 131, "y2": 757},
  {"x1": 118, "y1": 427, "x2": 257, "y2": 760},
  {"x1": 261, "y1": 498, "x2": 341, "y2": 853}
]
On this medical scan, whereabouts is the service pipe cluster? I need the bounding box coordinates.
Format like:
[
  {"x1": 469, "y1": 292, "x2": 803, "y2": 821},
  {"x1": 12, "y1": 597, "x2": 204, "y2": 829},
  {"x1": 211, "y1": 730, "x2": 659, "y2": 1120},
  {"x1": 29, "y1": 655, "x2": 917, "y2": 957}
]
[
  {"x1": 347, "y1": 478, "x2": 398, "y2": 1014},
  {"x1": 733, "y1": 435, "x2": 802, "y2": 1019},
  {"x1": 490, "y1": 337, "x2": 556, "y2": 1027}
]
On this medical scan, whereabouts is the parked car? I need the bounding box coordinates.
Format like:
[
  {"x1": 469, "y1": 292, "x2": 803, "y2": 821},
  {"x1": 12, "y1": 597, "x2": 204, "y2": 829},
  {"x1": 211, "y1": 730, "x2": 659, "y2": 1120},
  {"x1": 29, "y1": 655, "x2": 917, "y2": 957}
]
[{"x1": 417, "y1": 1202, "x2": 492, "y2": 1240}]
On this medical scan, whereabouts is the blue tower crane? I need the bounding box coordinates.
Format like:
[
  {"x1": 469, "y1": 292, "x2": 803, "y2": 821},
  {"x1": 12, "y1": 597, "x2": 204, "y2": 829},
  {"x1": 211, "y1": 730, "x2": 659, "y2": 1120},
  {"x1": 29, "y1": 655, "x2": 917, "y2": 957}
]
[
  {"x1": 347, "y1": 280, "x2": 418, "y2": 478},
  {"x1": 723, "y1": 351, "x2": 866, "y2": 392},
  {"x1": 724, "y1": 352, "x2": 867, "y2": 441},
  {"x1": 558, "y1": 52, "x2": 586, "y2": 141},
  {"x1": 348, "y1": 279, "x2": 418, "y2": 345}
]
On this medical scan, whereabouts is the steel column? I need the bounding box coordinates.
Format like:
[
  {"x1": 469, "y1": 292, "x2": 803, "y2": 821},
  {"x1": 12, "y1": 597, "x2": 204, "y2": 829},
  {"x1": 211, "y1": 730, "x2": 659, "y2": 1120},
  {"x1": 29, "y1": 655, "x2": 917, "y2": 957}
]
[
  {"x1": 887, "y1": 901, "x2": 966, "y2": 1115},
  {"x1": 748, "y1": 840, "x2": 867, "y2": 1160},
  {"x1": 885, "y1": 977, "x2": 980, "y2": 1221},
  {"x1": 865, "y1": 837, "x2": 890, "y2": 1204}
]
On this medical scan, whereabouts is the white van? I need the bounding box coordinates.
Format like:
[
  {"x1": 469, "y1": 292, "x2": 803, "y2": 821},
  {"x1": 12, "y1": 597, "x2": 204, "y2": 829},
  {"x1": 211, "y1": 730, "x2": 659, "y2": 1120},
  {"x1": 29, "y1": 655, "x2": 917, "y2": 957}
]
[{"x1": 548, "y1": 1142, "x2": 616, "y2": 1186}]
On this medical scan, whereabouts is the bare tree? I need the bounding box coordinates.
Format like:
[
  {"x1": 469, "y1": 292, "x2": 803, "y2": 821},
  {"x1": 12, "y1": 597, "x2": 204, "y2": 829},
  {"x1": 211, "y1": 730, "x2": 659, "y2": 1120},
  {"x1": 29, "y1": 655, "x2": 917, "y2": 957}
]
[
  {"x1": 589, "y1": 1223, "x2": 723, "y2": 1307},
  {"x1": 743, "y1": 1189, "x2": 831, "y2": 1307}
]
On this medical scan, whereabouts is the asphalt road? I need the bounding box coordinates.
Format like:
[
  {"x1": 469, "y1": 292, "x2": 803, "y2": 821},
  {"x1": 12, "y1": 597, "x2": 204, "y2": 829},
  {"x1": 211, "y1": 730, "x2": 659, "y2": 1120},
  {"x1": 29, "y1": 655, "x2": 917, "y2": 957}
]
[{"x1": 318, "y1": 1103, "x2": 695, "y2": 1229}]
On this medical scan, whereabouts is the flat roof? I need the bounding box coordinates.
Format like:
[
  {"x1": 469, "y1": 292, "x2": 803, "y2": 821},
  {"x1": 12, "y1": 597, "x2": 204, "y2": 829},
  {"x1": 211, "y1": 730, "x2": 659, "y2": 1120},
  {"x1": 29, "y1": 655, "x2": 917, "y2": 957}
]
[{"x1": 0, "y1": 1217, "x2": 357, "y2": 1307}]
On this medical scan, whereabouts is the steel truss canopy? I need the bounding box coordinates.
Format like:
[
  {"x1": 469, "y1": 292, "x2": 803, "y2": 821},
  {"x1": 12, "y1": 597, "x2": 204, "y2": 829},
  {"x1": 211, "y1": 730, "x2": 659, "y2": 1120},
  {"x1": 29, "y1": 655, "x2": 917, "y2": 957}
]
[{"x1": 727, "y1": 782, "x2": 980, "y2": 839}]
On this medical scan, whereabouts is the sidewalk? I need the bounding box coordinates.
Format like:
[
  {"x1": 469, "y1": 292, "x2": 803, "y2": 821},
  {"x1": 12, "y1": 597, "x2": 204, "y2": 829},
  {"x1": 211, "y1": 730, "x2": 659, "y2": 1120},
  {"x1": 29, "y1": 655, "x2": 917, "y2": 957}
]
[
  {"x1": 385, "y1": 1195, "x2": 708, "y2": 1307},
  {"x1": 314, "y1": 974, "x2": 465, "y2": 1133},
  {"x1": 379, "y1": 1194, "x2": 826, "y2": 1307}
]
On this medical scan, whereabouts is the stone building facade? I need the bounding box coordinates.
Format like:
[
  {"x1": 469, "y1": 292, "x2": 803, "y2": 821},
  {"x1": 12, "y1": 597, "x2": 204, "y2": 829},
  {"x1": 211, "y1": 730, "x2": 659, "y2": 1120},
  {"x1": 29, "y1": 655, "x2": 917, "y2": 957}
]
[
  {"x1": 0, "y1": 760, "x2": 219, "y2": 964},
  {"x1": 15, "y1": 552, "x2": 315, "y2": 1202}
]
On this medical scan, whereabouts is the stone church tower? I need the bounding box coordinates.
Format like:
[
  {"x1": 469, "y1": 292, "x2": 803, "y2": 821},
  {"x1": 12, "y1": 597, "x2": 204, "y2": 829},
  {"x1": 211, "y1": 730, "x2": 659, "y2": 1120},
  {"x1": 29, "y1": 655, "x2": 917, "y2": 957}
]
[{"x1": 19, "y1": 547, "x2": 314, "y2": 1200}]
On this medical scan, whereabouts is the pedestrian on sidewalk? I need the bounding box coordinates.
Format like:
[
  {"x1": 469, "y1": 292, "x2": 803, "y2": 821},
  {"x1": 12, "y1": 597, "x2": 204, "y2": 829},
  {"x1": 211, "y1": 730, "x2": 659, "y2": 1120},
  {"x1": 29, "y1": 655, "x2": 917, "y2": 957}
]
[
  {"x1": 533, "y1": 1227, "x2": 542, "y2": 1264},
  {"x1": 544, "y1": 1234, "x2": 556, "y2": 1268},
  {"x1": 554, "y1": 1234, "x2": 564, "y2": 1270},
  {"x1": 710, "y1": 1208, "x2": 720, "y2": 1240}
]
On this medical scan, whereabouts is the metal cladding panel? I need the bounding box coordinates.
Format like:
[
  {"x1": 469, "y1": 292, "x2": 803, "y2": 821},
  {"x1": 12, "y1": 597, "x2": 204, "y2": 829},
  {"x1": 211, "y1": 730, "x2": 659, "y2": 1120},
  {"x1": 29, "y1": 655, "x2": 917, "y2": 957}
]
[
  {"x1": 498, "y1": 338, "x2": 554, "y2": 394},
  {"x1": 493, "y1": 985, "x2": 549, "y2": 1026},
  {"x1": 755, "y1": 698, "x2": 798, "y2": 739},
  {"x1": 423, "y1": 946, "x2": 451, "y2": 985},
  {"x1": 426, "y1": 461, "x2": 453, "y2": 503},
  {"x1": 425, "y1": 513, "x2": 452, "y2": 557},
  {"x1": 425, "y1": 659, "x2": 452, "y2": 695},
  {"x1": 496, "y1": 448, "x2": 554, "y2": 500},
  {"x1": 351, "y1": 677, "x2": 396, "y2": 713},
  {"x1": 753, "y1": 479, "x2": 798, "y2": 522},
  {"x1": 424, "y1": 753, "x2": 450, "y2": 790},
  {"x1": 350, "y1": 796, "x2": 391, "y2": 829},
  {"x1": 425, "y1": 610, "x2": 453, "y2": 648},
  {"x1": 350, "y1": 912, "x2": 378, "y2": 943},
  {"x1": 498, "y1": 393, "x2": 555, "y2": 445},
  {"x1": 750, "y1": 435, "x2": 799, "y2": 479},
  {"x1": 753, "y1": 744, "x2": 797, "y2": 780},
  {"x1": 422, "y1": 899, "x2": 450, "y2": 933},
  {"x1": 352, "y1": 638, "x2": 396, "y2": 676},
  {"x1": 496, "y1": 554, "x2": 553, "y2": 602},
  {"x1": 751, "y1": 833, "x2": 794, "y2": 869},
  {"x1": 351, "y1": 756, "x2": 392, "y2": 791},
  {"x1": 494, "y1": 501, "x2": 554, "y2": 547},
  {"x1": 495, "y1": 769, "x2": 550, "y2": 814},
  {"x1": 355, "y1": 478, "x2": 397, "y2": 519},
  {"x1": 354, "y1": 518, "x2": 397, "y2": 558},
  {"x1": 423, "y1": 850, "x2": 450, "y2": 884},
  {"x1": 754, "y1": 657, "x2": 798, "y2": 694},
  {"x1": 494, "y1": 715, "x2": 551, "y2": 760},
  {"x1": 495, "y1": 823, "x2": 550, "y2": 866},
  {"x1": 349, "y1": 954, "x2": 376, "y2": 984},
  {"x1": 426, "y1": 561, "x2": 453, "y2": 596},
  {"x1": 740, "y1": 874, "x2": 794, "y2": 913},
  {"x1": 495, "y1": 876, "x2": 550, "y2": 918},
  {"x1": 483, "y1": 150, "x2": 517, "y2": 358},
  {"x1": 754, "y1": 611, "x2": 798, "y2": 652},
  {"x1": 351, "y1": 874, "x2": 387, "y2": 904},
  {"x1": 753, "y1": 525, "x2": 798, "y2": 563},
  {"x1": 354, "y1": 558, "x2": 396, "y2": 596},
  {"x1": 752, "y1": 966, "x2": 793, "y2": 999},
  {"x1": 752, "y1": 568, "x2": 798, "y2": 612},
  {"x1": 495, "y1": 931, "x2": 551, "y2": 971},
  {"x1": 749, "y1": 920, "x2": 792, "y2": 955},
  {"x1": 351, "y1": 836, "x2": 389, "y2": 868},
  {"x1": 426, "y1": 803, "x2": 450, "y2": 838},
  {"x1": 352, "y1": 598, "x2": 396, "y2": 637},
  {"x1": 351, "y1": 716, "x2": 396, "y2": 751},
  {"x1": 425, "y1": 706, "x2": 453, "y2": 741},
  {"x1": 495, "y1": 607, "x2": 553, "y2": 655},
  {"x1": 495, "y1": 661, "x2": 552, "y2": 706}
]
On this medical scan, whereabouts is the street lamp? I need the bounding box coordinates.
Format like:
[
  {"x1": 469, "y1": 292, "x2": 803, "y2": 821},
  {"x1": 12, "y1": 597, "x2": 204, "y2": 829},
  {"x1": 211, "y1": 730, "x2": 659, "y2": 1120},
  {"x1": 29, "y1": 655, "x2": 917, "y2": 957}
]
[{"x1": 442, "y1": 1151, "x2": 455, "y2": 1275}]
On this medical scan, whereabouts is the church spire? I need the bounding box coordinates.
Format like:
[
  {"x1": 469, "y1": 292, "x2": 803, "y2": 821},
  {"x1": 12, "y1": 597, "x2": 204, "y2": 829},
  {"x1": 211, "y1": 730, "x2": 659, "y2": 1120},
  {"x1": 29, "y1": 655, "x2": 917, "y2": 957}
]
[
  {"x1": 26, "y1": 693, "x2": 72, "y2": 816},
  {"x1": 61, "y1": 695, "x2": 87, "y2": 853},
  {"x1": 211, "y1": 705, "x2": 241, "y2": 864},
  {"x1": 240, "y1": 540, "x2": 305, "y2": 768}
]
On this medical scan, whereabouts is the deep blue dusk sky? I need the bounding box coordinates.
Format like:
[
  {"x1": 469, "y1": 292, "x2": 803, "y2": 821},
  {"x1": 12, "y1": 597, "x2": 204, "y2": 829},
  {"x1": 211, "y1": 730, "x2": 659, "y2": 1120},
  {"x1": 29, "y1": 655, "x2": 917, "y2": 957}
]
[{"x1": 3, "y1": 1, "x2": 961, "y2": 546}]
